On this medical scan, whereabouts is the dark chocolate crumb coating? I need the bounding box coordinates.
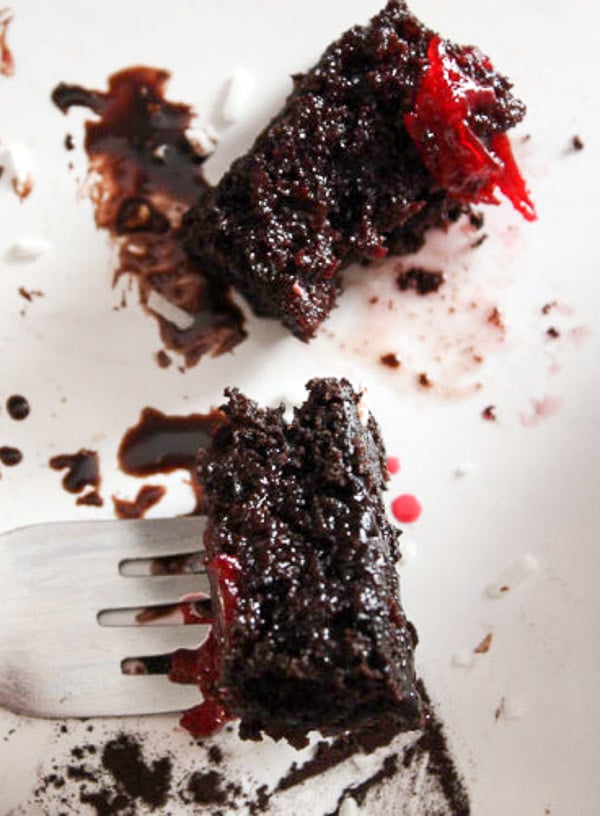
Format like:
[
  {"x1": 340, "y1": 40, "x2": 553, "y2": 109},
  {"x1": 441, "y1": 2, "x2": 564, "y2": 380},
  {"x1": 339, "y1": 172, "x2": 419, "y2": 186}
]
[
  {"x1": 198, "y1": 378, "x2": 422, "y2": 747},
  {"x1": 184, "y1": 1, "x2": 525, "y2": 339}
]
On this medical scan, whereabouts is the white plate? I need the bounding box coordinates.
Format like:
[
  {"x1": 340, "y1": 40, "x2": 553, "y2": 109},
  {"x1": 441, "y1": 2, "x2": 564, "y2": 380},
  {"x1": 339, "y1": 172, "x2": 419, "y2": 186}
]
[{"x1": 1, "y1": 0, "x2": 599, "y2": 813}]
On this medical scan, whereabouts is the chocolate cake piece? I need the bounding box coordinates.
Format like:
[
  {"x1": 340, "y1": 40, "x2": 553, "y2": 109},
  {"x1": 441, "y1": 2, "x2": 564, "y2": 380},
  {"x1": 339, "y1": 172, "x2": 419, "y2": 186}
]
[
  {"x1": 192, "y1": 378, "x2": 421, "y2": 747},
  {"x1": 183, "y1": 0, "x2": 534, "y2": 340}
]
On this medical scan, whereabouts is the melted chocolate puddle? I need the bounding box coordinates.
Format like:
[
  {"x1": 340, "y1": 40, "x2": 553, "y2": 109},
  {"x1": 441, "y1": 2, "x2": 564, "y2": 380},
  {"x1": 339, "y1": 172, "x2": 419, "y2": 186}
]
[
  {"x1": 112, "y1": 484, "x2": 166, "y2": 520},
  {"x1": 51, "y1": 67, "x2": 246, "y2": 366},
  {"x1": 49, "y1": 449, "x2": 104, "y2": 507},
  {"x1": 117, "y1": 406, "x2": 225, "y2": 512},
  {"x1": 6, "y1": 394, "x2": 30, "y2": 420}
]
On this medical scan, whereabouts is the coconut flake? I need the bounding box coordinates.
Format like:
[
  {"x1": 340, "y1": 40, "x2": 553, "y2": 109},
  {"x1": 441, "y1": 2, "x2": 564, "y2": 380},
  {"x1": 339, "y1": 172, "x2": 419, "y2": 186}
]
[
  {"x1": 0, "y1": 143, "x2": 34, "y2": 198},
  {"x1": 186, "y1": 125, "x2": 218, "y2": 157},
  {"x1": 485, "y1": 553, "x2": 539, "y2": 599},
  {"x1": 9, "y1": 237, "x2": 51, "y2": 260},
  {"x1": 147, "y1": 290, "x2": 195, "y2": 331},
  {"x1": 451, "y1": 650, "x2": 476, "y2": 669},
  {"x1": 397, "y1": 539, "x2": 417, "y2": 569},
  {"x1": 222, "y1": 69, "x2": 255, "y2": 124}
]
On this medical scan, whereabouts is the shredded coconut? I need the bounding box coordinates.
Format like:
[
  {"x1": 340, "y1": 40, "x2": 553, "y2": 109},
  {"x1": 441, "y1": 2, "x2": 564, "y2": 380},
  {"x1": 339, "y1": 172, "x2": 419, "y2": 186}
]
[
  {"x1": 222, "y1": 69, "x2": 255, "y2": 124},
  {"x1": 9, "y1": 237, "x2": 51, "y2": 260},
  {"x1": 147, "y1": 290, "x2": 195, "y2": 331}
]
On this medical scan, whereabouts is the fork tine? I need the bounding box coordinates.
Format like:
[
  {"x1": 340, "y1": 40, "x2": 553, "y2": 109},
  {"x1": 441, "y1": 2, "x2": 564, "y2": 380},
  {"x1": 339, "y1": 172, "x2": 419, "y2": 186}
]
[
  {"x1": 0, "y1": 516, "x2": 215, "y2": 718},
  {"x1": 97, "y1": 573, "x2": 212, "y2": 610},
  {"x1": 2, "y1": 517, "x2": 206, "y2": 563},
  {"x1": 92, "y1": 621, "x2": 211, "y2": 661}
]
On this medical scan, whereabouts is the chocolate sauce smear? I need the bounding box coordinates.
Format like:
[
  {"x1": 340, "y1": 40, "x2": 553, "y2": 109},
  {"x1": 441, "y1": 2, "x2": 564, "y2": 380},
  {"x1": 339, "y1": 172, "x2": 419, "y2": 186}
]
[
  {"x1": 0, "y1": 445, "x2": 22, "y2": 465},
  {"x1": 6, "y1": 394, "x2": 30, "y2": 420},
  {"x1": 51, "y1": 67, "x2": 246, "y2": 366},
  {"x1": 112, "y1": 484, "x2": 166, "y2": 519},
  {"x1": 49, "y1": 449, "x2": 103, "y2": 506},
  {"x1": 117, "y1": 406, "x2": 224, "y2": 511}
]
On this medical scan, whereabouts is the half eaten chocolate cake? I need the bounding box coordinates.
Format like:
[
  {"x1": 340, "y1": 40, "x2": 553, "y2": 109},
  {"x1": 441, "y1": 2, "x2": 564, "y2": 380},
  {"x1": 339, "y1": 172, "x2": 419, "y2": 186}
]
[
  {"x1": 183, "y1": 0, "x2": 535, "y2": 340},
  {"x1": 175, "y1": 378, "x2": 422, "y2": 748}
]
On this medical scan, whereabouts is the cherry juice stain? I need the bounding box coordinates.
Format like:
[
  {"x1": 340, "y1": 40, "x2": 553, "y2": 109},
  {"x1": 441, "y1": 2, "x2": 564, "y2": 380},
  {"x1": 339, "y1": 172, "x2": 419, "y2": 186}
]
[
  {"x1": 0, "y1": 8, "x2": 14, "y2": 78},
  {"x1": 51, "y1": 67, "x2": 246, "y2": 366},
  {"x1": 112, "y1": 484, "x2": 166, "y2": 519},
  {"x1": 49, "y1": 449, "x2": 103, "y2": 507},
  {"x1": 391, "y1": 494, "x2": 422, "y2": 524},
  {"x1": 6, "y1": 394, "x2": 29, "y2": 420},
  {"x1": 117, "y1": 406, "x2": 225, "y2": 511}
]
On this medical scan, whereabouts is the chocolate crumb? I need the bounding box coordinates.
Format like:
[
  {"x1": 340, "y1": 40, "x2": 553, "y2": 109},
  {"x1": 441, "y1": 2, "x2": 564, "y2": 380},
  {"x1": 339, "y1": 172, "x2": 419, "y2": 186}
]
[
  {"x1": 18, "y1": 286, "x2": 44, "y2": 302},
  {"x1": 469, "y1": 211, "x2": 485, "y2": 230},
  {"x1": 418, "y1": 372, "x2": 432, "y2": 388},
  {"x1": 65, "y1": 133, "x2": 75, "y2": 150},
  {"x1": 185, "y1": 770, "x2": 227, "y2": 805},
  {"x1": 541, "y1": 301, "x2": 557, "y2": 315},
  {"x1": 571, "y1": 135, "x2": 584, "y2": 151},
  {"x1": 397, "y1": 266, "x2": 445, "y2": 295},
  {"x1": 156, "y1": 349, "x2": 172, "y2": 368},
  {"x1": 474, "y1": 633, "x2": 493, "y2": 654},
  {"x1": 369, "y1": 295, "x2": 379, "y2": 305},
  {"x1": 546, "y1": 326, "x2": 560, "y2": 339},
  {"x1": 471, "y1": 233, "x2": 488, "y2": 249},
  {"x1": 101, "y1": 733, "x2": 172, "y2": 809},
  {"x1": 487, "y1": 306, "x2": 505, "y2": 330},
  {"x1": 380, "y1": 352, "x2": 401, "y2": 369},
  {"x1": 6, "y1": 394, "x2": 30, "y2": 420},
  {"x1": 208, "y1": 745, "x2": 223, "y2": 765}
]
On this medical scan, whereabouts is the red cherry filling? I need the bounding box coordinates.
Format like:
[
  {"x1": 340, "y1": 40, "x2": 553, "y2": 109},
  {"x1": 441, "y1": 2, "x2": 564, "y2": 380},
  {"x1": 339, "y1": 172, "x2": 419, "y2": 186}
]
[
  {"x1": 404, "y1": 37, "x2": 536, "y2": 221},
  {"x1": 170, "y1": 554, "x2": 241, "y2": 737}
]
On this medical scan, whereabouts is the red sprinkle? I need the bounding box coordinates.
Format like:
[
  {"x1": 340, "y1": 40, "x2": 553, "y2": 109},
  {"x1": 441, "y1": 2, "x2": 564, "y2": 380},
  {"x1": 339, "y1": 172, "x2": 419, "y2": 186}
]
[
  {"x1": 404, "y1": 37, "x2": 536, "y2": 221},
  {"x1": 386, "y1": 456, "x2": 401, "y2": 475},
  {"x1": 391, "y1": 494, "x2": 422, "y2": 524}
]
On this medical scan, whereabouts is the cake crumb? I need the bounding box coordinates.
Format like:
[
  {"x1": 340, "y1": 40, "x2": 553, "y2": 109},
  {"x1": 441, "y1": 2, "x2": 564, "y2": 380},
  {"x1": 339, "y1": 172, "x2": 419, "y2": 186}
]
[
  {"x1": 474, "y1": 633, "x2": 493, "y2": 654},
  {"x1": 571, "y1": 135, "x2": 584, "y2": 151},
  {"x1": 380, "y1": 352, "x2": 401, "y2": 369}
]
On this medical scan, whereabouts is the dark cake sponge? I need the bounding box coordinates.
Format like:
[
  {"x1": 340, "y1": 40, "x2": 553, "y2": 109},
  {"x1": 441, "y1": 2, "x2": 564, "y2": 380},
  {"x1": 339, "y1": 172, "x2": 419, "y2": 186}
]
[
  {"x1": 197, "y1": 378, "x2": 422, "y2": 747},
  {"x1": 184, "y1": 0, "x2": 529, "y2": 340}
]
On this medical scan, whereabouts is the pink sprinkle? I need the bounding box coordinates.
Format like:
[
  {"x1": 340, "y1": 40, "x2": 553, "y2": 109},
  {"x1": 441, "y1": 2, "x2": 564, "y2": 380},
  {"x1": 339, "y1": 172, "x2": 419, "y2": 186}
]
[
  {"x1": 387, "y1": 456, "x2": 400, "y2": 475},
  {"x1": 392, "y1": 494, "x2": 422, "y2": 523}
]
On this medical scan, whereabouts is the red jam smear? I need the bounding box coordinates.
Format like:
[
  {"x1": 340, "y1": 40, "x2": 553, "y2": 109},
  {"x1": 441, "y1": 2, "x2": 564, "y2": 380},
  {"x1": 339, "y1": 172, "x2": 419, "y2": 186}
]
[
  {"x1": 170, "y1": 554, "x2": 241, "y2": 737},
  {"x1": 404, "y1": 37, "x2": 536, "y2": 221}
]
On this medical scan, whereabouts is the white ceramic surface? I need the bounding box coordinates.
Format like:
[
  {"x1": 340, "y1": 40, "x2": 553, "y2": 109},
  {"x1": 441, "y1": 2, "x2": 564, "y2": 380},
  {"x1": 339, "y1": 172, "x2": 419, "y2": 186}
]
[{"x1": 1, "y1": 0, "x2": 599, "y2": 813}]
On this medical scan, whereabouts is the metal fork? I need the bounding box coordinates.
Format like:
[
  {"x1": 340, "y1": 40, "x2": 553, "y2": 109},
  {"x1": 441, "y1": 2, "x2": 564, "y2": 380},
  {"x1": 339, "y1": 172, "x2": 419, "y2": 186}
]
[{"x1": 0, "y1": 517, "x2": 211, "y2": 719}]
